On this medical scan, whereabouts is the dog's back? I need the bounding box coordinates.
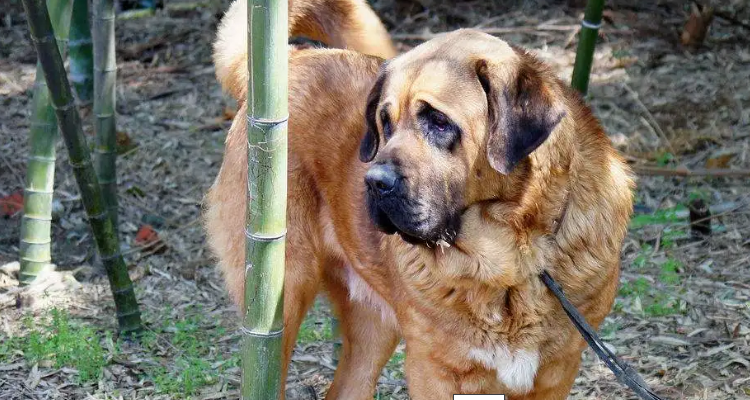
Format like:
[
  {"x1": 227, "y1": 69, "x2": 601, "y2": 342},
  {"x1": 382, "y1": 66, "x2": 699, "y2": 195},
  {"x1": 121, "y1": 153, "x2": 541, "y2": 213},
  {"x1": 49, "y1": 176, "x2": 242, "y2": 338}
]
[{"x1": 212, "y1": 0, "x2": 395, "y2": 101}]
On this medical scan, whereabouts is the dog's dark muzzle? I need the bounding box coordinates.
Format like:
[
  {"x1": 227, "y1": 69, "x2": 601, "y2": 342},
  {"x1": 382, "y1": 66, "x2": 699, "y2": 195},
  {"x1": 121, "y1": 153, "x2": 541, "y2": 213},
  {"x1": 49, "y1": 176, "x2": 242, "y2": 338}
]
[
  {"x1": 364, "y1": 163, "x2": 428, "y2": 244},
  {"x1": 365, "y1": 162, "x2": 401, "y2": 197}
]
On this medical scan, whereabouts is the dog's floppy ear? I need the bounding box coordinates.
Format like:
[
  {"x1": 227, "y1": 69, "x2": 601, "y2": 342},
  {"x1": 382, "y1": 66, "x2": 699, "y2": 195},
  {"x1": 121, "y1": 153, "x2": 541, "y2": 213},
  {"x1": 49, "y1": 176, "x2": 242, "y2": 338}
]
[
  {"x1": 475, "y1": 56, "x2": 565, "y2": 175},
  {"x1": 359, "y1": 64, "x2": 388, "y2": 163}
]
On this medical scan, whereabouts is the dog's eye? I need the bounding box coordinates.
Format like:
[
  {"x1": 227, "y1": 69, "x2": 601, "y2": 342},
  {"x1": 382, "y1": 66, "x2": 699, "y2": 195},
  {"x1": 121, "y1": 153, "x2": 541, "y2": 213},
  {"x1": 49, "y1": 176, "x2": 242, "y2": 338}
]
[
  {"x1": 380, "y1": 109, "x2": 392, "y2": 140},
  {"x1": 427, "y1": 109, "x2": 450, "y2": 132},
  {"x1": 419, "y1": 105, "x2": 460, "y2": 151}
]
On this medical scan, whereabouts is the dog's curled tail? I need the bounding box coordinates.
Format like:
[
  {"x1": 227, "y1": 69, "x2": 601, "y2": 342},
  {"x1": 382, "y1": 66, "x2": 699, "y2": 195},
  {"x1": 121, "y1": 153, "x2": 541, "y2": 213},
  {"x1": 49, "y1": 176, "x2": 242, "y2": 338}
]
[{"x1": 213, "y1": 0, "x2": 396, "y2": 101}]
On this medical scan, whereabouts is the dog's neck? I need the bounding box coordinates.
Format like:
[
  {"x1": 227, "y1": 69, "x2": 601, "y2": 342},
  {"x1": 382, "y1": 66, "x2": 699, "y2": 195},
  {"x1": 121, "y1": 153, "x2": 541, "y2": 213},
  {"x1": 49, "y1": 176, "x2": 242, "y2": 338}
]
[{"x1": 382, "y1": 153, "x2": 577, "y2": 338}]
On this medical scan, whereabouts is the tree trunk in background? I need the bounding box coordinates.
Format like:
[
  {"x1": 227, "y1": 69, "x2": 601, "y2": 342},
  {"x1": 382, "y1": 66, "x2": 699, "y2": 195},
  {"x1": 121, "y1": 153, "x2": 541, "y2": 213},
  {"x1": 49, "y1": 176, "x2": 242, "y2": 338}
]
[
  {"x1": 19, "y1": 0, "x2": 74, "y2": 286},
  {"x1": 69, "y1": 0, "x2": 94, "y2": 104},
  {"x1": 20, "y1": 0, "x2": 143, "y2": 335},
  {"x1": 241, "y1": 0, "x2": 289, "y2": 397},
  {"x1": 93, "y1": 0, "x2": 119, "y2": 236}
]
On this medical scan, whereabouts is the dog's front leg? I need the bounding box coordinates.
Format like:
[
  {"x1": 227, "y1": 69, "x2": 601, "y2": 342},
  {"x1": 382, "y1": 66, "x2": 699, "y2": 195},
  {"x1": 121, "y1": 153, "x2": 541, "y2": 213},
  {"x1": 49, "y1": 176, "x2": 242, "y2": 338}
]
[{"x1": 322, "y1": 267, "x2": 400, "y2": 400}]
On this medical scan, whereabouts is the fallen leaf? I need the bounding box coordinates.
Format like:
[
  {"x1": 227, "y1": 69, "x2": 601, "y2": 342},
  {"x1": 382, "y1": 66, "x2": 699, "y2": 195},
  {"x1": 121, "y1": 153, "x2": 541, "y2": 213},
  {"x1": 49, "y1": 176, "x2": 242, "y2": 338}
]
[
  {"x1": 0, "y1": 362, "x2": 24, "y2": 371},
  {"x1": 681, "y1": 2, "x2": 714, "y2": 47},
  {"x1": 134, "y1": 224, "x2": 159, "y2": 246},
  {"x1": 26, "y1": 363, "x2": 41, "y2": 389},
  {"x1": 117, "y1": 131, "x2": 137, "y2": 154},
  {"x1": 705, "y1": 152, "x2": 735, "y2": 169},
  {"x1": 0, "y1": 190, "x2": 23, "y2": 217},
  {"x1": 651, "y1": 336, "x2": 691, "y2": 346}
]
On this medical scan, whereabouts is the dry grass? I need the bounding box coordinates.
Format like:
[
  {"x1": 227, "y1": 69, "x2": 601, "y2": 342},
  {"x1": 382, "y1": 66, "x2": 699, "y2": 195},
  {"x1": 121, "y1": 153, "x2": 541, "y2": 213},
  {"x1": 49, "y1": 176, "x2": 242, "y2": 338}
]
[{"x1": 1, "y1": 0, "x2": 749, "y2": 398}]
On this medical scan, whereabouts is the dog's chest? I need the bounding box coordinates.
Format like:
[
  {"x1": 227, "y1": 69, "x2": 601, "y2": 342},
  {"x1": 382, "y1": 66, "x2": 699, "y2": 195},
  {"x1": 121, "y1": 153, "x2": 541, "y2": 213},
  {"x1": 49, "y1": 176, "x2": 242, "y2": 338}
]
[{"x1": 466, "y1": 344, "x2": 540, "y2": 394}]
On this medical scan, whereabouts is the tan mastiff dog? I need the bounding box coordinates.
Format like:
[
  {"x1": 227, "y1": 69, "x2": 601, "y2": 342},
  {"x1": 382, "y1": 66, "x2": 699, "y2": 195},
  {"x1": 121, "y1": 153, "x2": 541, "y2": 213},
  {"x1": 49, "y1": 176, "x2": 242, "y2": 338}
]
[{"x1": 205, "y1": 7, "x2": 634, "y2": 397}]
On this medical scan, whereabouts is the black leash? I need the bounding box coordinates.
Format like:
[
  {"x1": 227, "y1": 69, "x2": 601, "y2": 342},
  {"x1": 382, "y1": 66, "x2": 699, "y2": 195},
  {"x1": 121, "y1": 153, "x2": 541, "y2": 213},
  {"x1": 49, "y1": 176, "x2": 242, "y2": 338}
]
[{"x1": 540, "y1": 271, "x2": 667, "y2": 400}]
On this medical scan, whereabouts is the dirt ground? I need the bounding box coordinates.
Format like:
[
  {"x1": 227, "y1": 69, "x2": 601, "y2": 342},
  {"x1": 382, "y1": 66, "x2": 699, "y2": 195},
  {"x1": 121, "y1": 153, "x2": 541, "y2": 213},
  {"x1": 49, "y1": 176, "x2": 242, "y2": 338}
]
[{"x1": 1, "y1": 0, "x2": 749, "y2": 399}]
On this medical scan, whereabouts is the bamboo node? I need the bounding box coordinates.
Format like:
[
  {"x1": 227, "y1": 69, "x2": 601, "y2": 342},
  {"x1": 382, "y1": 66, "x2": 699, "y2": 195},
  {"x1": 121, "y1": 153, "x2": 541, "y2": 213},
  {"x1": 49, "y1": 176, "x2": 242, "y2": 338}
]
[
  {"x1": 68, "y1": 157, "x2": 92, "y2": 169},
  {"x1": 21, "y1": 214, "x2": 53, "y2": 222},
  {"x1": 20, "y1": 255, "x2": 52, "y2": 262},
  {"x1": 581, "y1": 20, "x2": 602, "y2": 30},
  {"x1": 93, "y1": 67, "x2": 118, "y2": 72},
  {"x1": 30, "y1": 34, "x2": 55, "y2": 44},
  {"x1": 246, "y1": 114, "x2": 289, "y2": 128},
  {"x1": 116, "y1": 310, "x2": 142, "y2": 319},
  {"x1": 27, "y1": 155, "x2": 57, "y2": 162},
  {"x1": 68, "y1": 38, "x2": 93, "y2": 46},
  {"x1": 94, "y1": 148, "x2": 118, "y2": 155},
  {"x1": 112, "y1": 285, "x2": 135, "y2": 295},
  {"x1": 24, "y1": 188, "x2": 55, "y2": 194},
  {"x1": 239, "y1": 326, "x2": 284, "y2": 338},
  {"x1": 88, "y1": 210, "x2": 110, "y2": 221},
  {"x1": 52, "y1": 102, "x2": 77, "y2": 112},
  {"x1": 245, "y1": 228, "x2": 287, "y2": 242},
  {"x1": 98, "y1": 251, "x2": 123, "y2": 262}
]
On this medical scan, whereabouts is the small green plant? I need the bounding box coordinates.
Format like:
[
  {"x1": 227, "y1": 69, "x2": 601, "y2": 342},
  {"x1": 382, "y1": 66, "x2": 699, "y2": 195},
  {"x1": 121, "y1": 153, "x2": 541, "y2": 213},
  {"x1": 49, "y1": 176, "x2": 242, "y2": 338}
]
[
  {"x1": 619, "y1": 277, "x2": 650, "y2": 297},
  {"x1": 658, "y1": 258, "x2": 682, "y2": 285},
  {"x1": 629, "y1": 206, "x2": 685, "y2": 229},
  {"x1": 9, "y1": 309, "x2": 107, "y2": 383},
  {"x1": 688, "y1": 189, "x2": 710, "y2": 203},
  {"x1": 599, "y1": 320, "x2": 620, "y2": 338},
  {"x1": 644, "y1": 293, "x2": 682, "y2": 316},
  {"x1": 618, "y1": 254, "x2": 685, "y2": 318},
  {"x1": 297, "y1": 313, "x2": 334, "y2": 344},
  {"x1": 656, "y1": 151, "x2": 675, "y2": 166},
  {"x1": 386, "y1": 350, "x2": 406, "y2": 379},
  {"x1": 140, "y1": 305, "x2": 232, "y2": 397},
  {"x1": 632, "y1": 244, "x2": 653, "y2": 268}
]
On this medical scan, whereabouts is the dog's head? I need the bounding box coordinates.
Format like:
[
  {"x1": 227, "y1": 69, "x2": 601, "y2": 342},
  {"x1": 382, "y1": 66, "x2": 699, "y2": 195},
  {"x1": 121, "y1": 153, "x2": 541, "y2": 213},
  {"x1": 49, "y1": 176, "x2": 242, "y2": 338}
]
[{"x1": 360, "y1": 29, "x2": 566, "y2": 246}]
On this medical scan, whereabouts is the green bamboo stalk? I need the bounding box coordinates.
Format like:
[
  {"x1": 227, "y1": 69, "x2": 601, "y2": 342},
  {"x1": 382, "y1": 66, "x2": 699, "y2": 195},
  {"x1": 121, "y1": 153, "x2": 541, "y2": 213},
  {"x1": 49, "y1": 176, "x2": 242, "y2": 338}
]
[
  {"x1": 20, "y1": 0, "x2": 143, "y2": 335},
  {"x1": 69, "y1": 0, "x2": 94, "y2": 104},
  {"x1": 242, "y1": 0, "x2": 289, "y2": 396},
  {"x1": 93, "y1": 0, "x2": 119, "y2": 234},
  {"x1": 19, "y1": 0, "x2": 74, "y2": 286},
  {"x1": 570, "y1": 0, "x2": 605, "y2": 95}
]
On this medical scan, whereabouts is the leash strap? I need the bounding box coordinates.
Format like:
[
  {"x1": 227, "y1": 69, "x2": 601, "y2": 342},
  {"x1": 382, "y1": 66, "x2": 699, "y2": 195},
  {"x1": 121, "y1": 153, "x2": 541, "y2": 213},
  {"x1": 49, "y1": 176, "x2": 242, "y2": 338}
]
[{"x1": 539, "y1": 271, "x2": 667, "y2": 400}]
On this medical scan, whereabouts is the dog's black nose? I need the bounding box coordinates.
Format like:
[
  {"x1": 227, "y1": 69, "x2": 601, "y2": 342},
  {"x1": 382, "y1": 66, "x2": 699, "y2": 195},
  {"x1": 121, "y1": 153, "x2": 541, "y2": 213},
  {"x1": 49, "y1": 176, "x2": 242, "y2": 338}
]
[{"x1": 365, "y1": 163, "x2": 398, "y2": 196}]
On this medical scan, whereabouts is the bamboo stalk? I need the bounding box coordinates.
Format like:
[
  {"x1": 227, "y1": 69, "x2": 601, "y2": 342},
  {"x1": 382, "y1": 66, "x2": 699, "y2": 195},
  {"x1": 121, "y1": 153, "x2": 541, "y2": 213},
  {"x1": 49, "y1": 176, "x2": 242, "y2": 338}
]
[
  {"x1": 242, "y1": 0, "x2": 288, "y2": 396},
  {"x1": 20, "y1": 0, "x2": 143, "y2": 335},
  {"x1": 570, "y1": 0, "x2": 605, "y2": 95},
  {"x1": 93, "y1": 0, "x2": 119, "y2": 234},
  {"x1": 19, "y1": 0, "x2": 74, "y2": 285},
  {"x1": 69, "y1": 0, "x2": 94, "y2": 104}
]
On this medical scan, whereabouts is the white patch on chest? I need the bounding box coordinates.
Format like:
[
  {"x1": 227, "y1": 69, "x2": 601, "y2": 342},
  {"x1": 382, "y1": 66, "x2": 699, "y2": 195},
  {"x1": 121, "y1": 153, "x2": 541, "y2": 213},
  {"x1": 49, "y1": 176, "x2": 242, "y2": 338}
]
[{"x1": 467, "y1": 345, "x2": 540, "y2": 393}]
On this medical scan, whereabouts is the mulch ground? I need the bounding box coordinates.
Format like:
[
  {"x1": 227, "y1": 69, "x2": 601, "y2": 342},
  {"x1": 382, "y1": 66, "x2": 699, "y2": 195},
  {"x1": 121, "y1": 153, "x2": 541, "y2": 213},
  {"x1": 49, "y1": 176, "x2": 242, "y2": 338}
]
[{"x1": 1, "y1": 0, "x2": 749, "y2": 399}]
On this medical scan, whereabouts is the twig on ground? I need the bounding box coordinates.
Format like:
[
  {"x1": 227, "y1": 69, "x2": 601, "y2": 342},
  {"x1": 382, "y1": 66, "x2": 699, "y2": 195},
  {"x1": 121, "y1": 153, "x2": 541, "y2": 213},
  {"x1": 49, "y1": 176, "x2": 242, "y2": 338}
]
[
  {"x1": 0, "y1": 155, "x2": 24, "y2": 189},
  {"x1": 121, "y1": 218, "x2": 200, "y2": 256},
  {"x1": 393, "y1": 24, "x2": 580, "y2": 40},
  {"x1": 714, "y1": 10, "x2": 750, "y2": 31},
  {"x1": 633, "y1": 165, "x2": 750, "y2": 177},
  {"x1": 621, "y1": 83, "x2": 678, "y2": 160}
]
